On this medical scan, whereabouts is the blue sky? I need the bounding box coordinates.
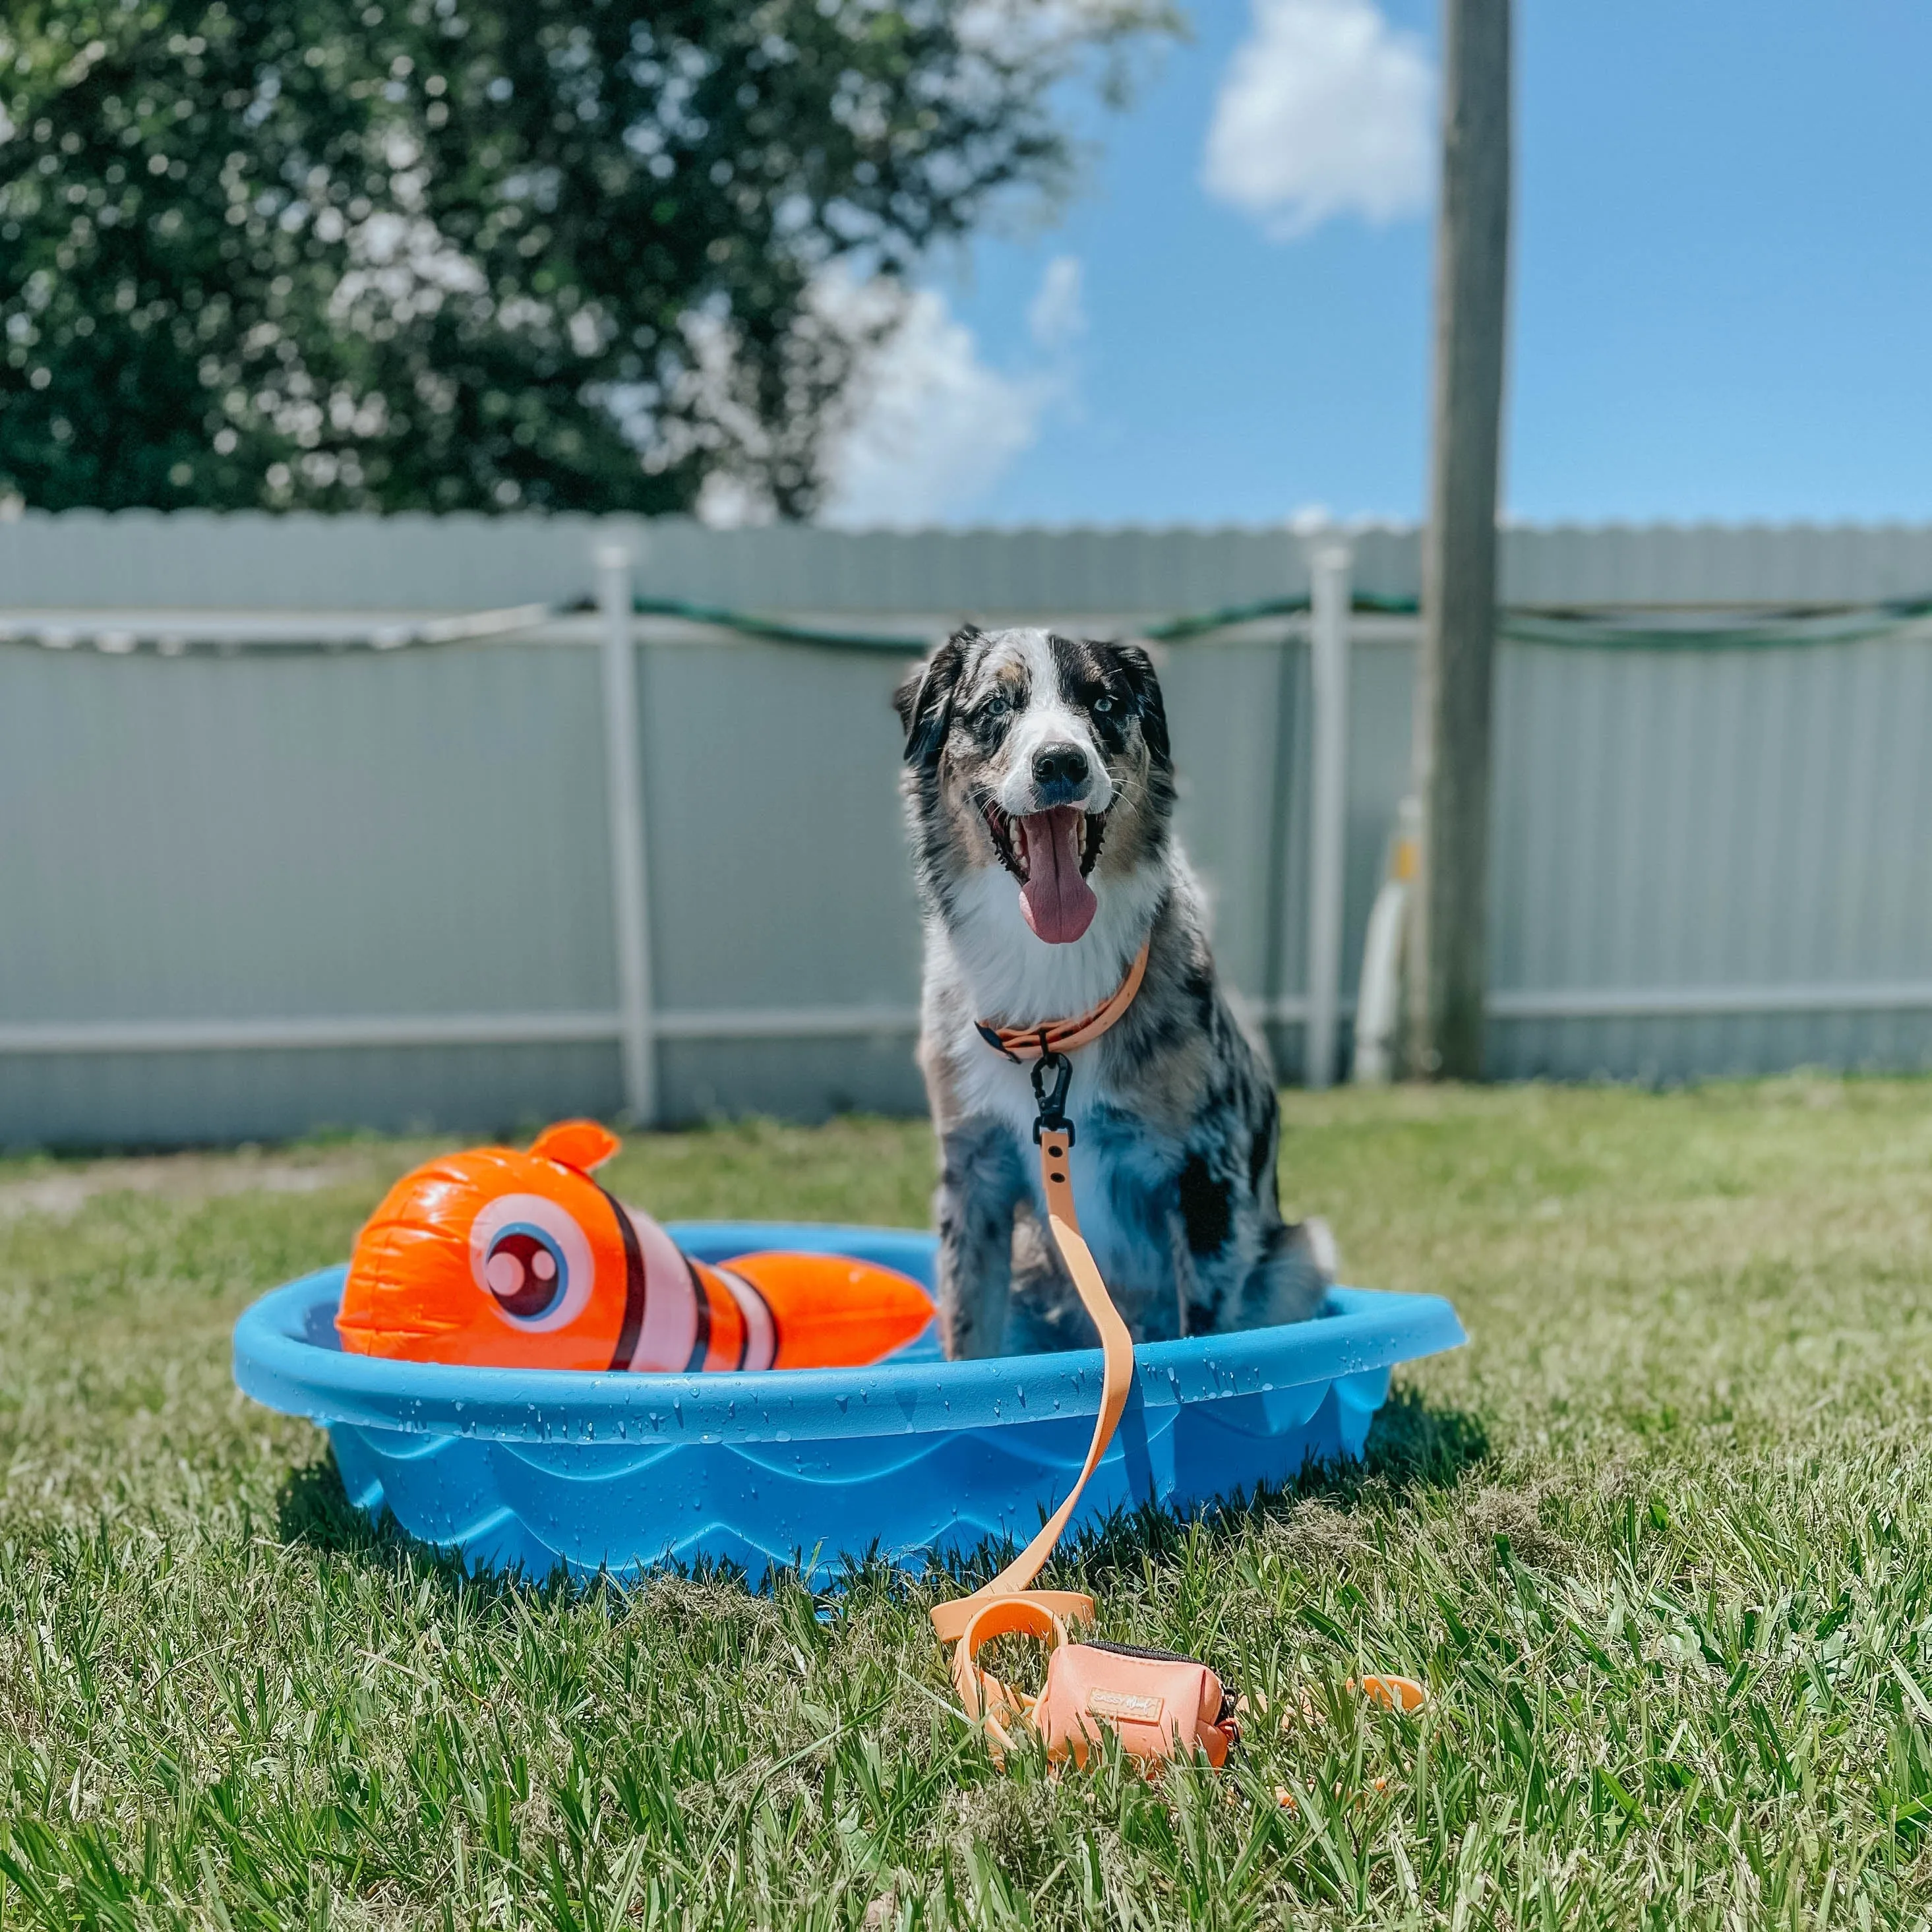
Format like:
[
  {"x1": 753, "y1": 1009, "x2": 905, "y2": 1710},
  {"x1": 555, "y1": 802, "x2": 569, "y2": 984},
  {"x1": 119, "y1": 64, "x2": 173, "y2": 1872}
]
[{"x1": 816, "y1": 1, "x2": 1932, "y2": 529}]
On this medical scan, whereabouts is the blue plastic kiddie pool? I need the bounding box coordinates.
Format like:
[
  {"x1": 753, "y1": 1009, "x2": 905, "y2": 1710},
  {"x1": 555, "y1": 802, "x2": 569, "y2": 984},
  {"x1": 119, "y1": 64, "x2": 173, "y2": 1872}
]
[{"x1": 233, "y1": 1221, "x2": 1464, "y2": 1586}]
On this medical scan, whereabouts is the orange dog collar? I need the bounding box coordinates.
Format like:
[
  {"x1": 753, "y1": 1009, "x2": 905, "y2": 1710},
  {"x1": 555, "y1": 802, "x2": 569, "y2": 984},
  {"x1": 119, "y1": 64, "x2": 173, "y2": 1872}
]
[{"x1": 973, "y1": 939, "x2": 1151, "y2": 1064}]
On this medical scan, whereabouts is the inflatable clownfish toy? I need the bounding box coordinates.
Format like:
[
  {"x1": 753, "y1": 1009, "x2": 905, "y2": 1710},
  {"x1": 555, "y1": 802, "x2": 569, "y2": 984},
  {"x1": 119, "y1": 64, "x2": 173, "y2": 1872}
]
[{"x1": 336, "y1": 1120, "x2": 934, "y2": 1373}]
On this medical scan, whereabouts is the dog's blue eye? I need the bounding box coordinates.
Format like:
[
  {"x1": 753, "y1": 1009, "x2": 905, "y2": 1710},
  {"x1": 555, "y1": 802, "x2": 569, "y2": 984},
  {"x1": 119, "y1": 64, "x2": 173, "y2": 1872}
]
[
  {"x1": 983, "y1": 694, "x2": 1010, "y2": 718},
  {"x1": 1093, "y1": 694, "x2": 1114, "y2": 715}
]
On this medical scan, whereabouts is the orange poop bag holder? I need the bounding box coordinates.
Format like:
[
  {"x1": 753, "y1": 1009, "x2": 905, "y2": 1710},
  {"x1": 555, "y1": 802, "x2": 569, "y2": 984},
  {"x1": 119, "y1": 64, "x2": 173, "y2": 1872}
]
[{"x1": 336, "y1": 1120, "x2": 934, "y2": 1374}]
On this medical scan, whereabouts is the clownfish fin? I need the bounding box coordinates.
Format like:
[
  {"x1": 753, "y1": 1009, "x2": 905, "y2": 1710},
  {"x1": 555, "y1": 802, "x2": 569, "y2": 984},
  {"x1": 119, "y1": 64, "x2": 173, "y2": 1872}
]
[{"x1": 528, "y1": 1119, "x2": 622, "y2": 1173}]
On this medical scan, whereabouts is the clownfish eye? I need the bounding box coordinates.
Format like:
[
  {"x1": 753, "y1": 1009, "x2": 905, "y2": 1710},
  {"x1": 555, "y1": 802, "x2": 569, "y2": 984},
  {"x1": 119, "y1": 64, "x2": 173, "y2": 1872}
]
[
  {"x1": 469, "y1": 1195, "x2": 597, "y2": 1332},
  {"x1": 483, "y1": 1227, "x2": 568, "y2": 1320}
]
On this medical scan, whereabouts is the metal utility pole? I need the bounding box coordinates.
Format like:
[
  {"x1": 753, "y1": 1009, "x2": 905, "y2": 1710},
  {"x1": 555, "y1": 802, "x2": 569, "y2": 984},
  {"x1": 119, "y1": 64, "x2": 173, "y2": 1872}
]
[{"x1": 1408, "y1": 0, "x2": 1511, "y2": 1079}]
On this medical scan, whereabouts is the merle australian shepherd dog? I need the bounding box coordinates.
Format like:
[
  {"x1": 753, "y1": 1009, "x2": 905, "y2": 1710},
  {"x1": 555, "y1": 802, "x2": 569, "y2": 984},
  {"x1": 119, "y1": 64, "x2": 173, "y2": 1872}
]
[{"x1": 895, "y1": 625, "x2": 1333, "y2": 1360}]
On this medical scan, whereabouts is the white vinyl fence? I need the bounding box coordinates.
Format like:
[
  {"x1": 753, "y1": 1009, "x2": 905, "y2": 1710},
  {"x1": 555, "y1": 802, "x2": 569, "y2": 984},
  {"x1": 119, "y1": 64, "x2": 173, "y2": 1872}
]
[{"x1": 2, "y1": 512, "x2": 1929, "y2": 1147}]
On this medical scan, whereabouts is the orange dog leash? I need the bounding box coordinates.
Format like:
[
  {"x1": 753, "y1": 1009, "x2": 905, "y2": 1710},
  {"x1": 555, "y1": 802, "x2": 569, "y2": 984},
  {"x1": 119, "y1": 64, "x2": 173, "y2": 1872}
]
[
  {"x1": 934, "y1": 940, "x2": 1146, "y2": 1632},
  {"x1": 932, "y1": 948, "x2": 1147, "y2": 1651},
  {"x1": 932, "y1": 1090, "x2": 1149, "y2": 1761},
  {"x1": 934, "y1": 937, "x2": 1422, "y2": 1771},
  {"x1": 936, "y1": 940, "x2": 1244, "y2": 1768}
]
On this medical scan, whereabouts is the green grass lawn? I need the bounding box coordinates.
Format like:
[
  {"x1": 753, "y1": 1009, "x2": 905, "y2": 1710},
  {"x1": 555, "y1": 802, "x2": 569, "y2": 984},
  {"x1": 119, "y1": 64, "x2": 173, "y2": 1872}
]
[{"x1": 3, "y1": 1080, "x2": 1932, "y2": 1928}]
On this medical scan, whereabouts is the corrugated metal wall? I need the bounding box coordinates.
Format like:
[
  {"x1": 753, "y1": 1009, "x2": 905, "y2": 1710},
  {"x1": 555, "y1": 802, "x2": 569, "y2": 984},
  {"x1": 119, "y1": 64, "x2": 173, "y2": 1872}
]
[
  {"x1": 2, "y1": 514, "x2": 1929, "y2": 1145},
  {"x1": 1486, "y1": 630, "x2": 1932, "y2": 1080}
]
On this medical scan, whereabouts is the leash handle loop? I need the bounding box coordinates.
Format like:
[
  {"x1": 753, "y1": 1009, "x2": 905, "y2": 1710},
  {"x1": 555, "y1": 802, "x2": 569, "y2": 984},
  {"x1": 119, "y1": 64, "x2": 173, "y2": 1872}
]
[{"x1": 953, "y1": 1595, "x2": 1068, "y2": 1720}]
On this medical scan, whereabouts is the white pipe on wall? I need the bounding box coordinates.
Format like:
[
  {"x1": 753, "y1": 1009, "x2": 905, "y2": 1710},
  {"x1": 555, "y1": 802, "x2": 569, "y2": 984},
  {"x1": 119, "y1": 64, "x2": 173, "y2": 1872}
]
[
  {"x1": 1486, "y1": 981, "x2": 1932, "y2": 1019},
  {"x1": 1303, "y1": 545, "x2": 1352, "y2": 1090},
  {"x1": 4, "y1": 981, "x2": 1929, "y2": 1061},
  {"x1": 597, "y1": 543, "x2": 658, "y2": 1126},
  {"x1": 0, "y1": 1013, "x2": 625, "y2": 1054}
]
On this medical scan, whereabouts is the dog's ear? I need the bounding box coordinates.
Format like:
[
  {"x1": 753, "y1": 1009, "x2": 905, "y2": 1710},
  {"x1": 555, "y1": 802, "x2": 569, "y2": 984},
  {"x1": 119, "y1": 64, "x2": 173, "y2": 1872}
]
[
  {"x1": 1113, "y1": 642, "x2": 1171, "y2": 766},
  {"x1": 893, "y1": 628, "x2": 974, "y2": 766}
]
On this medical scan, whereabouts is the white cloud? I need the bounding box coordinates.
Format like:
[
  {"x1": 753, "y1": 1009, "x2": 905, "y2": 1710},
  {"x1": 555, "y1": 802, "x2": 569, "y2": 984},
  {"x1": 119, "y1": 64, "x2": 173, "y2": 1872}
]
[
  {"x1": 819, "y1": 289, "x2": 1044, "y2": 528},
  {"x1": 811, "y1": 261, "x2": 1082, "y2": 529},
  {"x1": 1027, "y1": 255, "x2": 1087, "y2": 351},
  {"x1": 695, "y1": 258, "x2": 1081, "y2": 529},
  {"x1": 1203, "y1": 0, "x2": 1434, "y2": 241}
]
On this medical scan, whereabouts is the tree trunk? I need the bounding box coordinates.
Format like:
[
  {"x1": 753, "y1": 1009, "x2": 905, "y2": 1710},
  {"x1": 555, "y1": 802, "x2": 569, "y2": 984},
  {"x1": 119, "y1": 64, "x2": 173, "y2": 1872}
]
[{"x1": 1409, "y1": 0, "x2": 1512, "y2": 1080}]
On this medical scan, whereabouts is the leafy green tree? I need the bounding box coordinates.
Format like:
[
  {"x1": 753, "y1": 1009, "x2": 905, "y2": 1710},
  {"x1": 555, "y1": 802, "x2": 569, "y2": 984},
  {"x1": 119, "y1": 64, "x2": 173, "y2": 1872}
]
[{"x1": 0, "y1": 1, "x2": 1166, "y2": 514}]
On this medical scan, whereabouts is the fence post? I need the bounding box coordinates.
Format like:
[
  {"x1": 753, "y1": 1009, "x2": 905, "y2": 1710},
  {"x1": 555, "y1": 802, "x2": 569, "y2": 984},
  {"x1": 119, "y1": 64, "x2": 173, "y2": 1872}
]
[
  {"x1": 597, "y1": 541, "x2": 657, "y2": 1126},
  {"x1": 1304, "y1": 545, "x2": 1352, "y2": 1089}
]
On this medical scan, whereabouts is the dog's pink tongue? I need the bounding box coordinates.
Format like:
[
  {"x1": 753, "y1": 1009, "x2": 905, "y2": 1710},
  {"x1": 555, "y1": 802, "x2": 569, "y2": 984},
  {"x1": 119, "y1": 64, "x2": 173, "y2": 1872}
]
[{"x1": 1018, "y1": 806, "x2": 1097, "y2": 944}]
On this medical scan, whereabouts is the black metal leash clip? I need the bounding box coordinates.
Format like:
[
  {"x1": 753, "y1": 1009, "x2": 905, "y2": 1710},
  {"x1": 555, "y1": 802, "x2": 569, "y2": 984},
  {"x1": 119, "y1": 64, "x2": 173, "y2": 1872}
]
[{"x1": 1031, "y1": 1044, "x2": 1074, "y2": 1146}]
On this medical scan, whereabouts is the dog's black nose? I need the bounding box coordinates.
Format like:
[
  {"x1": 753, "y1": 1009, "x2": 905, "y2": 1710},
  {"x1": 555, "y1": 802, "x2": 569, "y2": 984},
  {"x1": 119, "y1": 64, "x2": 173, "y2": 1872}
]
[{"x1": 1033, "y1": 744, "x2": 1089, "y2": 791}]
